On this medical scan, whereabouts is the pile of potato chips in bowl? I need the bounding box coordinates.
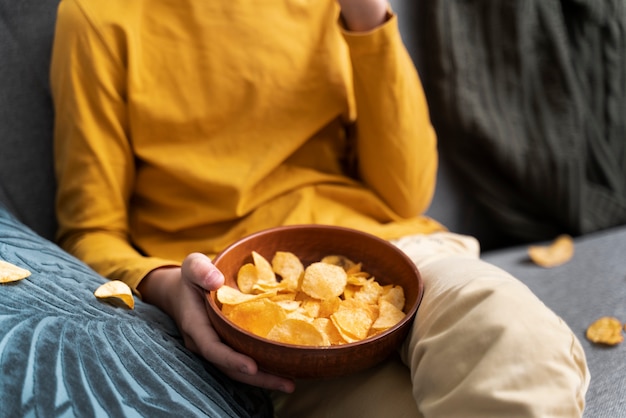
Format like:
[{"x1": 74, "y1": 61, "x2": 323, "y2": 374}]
[{"x1": 205, "y1": 225, "x2": 424, "y2": 379}]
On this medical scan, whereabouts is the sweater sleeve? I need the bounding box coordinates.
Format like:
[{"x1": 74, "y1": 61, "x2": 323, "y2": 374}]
[
  {"x1": 341, "y1": 12, "x2": 438, "y2": 218},
  {"x1": 50, "y1": 0, "x2": 179, "y2": 293}
]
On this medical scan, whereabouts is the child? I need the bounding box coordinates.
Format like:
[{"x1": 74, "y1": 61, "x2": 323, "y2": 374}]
[{"x1": 50, "y1": 0, "x2": 589, "y2": 415}]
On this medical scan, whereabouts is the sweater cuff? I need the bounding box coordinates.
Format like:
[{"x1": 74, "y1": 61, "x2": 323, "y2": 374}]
[
  {"x1": 123, "y1": 258, "x2": 181, "y2": 297},
  {"x1": 340, "y1": 10, "x2": 400, "y2": 57}
]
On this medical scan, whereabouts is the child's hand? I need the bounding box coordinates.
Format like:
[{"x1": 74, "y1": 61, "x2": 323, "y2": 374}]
[
  {"x1": 138, "y1": 253, "x2": 296, "y2": 393},
  {"x1": 337, "y1": 0, "x2": 389, "y2": 32}
]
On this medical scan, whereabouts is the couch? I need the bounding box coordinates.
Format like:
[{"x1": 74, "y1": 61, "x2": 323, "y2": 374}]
[
  {"x1": 1, "y1": 0, "x2": 624, "y2": 416},
  {"x1": 409, "y1": 1, "x2": 626, "y2": 417}
]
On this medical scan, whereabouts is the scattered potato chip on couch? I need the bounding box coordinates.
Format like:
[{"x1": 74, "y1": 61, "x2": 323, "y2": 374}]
[
  {"x1": 528, "y1": 234, "x2": 574, "y2": 268},
  {"x1": 0, "y1": 260, "x2": 31, "y2": 283},
  {"x1": 94, "y1": 280, "x2": 135, "y2": 309},
  {"x1": 586, "y1": 316, "x2": 624, "y2": 346}
]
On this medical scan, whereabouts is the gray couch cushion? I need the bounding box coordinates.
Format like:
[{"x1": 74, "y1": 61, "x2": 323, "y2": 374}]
[
  {"x1": 482, "y1": 225, "x2": 626, "y2": 417},
  {"x1": 0, "y1": 0, "x2": 60, "y2": 240}
]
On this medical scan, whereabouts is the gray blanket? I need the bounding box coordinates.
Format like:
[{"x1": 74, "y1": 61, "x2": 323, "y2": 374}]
[{"x1": 417, "y1": 0, "x2": 626, "y2": 242}]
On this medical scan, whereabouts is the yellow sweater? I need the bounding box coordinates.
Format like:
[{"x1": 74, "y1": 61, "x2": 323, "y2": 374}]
[{"x1": 51, "y1": 0, "x2": 444, "y2": 291}]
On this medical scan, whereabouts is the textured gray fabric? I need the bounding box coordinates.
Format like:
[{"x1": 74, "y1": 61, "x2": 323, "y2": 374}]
[
  {"x1": 425, "y1": 153, "x2": 515, "y2": 250},
  {"x1": 416, "y1": 0, "x2": 626, "y2": 243},
  {"x1": 482, "y1": 225, "x2": 626, "y2": 417},
  {"x1": 0, "y1": 205, "x2": 273, "y2": 417},
  {"x1": 0, "y1": 0, "x2": 59, "y2": 240}
]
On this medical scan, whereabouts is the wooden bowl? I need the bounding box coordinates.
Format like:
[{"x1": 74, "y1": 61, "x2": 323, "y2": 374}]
[{"x1": 205, "y1": 225, "x2": 423, "y2": 379}]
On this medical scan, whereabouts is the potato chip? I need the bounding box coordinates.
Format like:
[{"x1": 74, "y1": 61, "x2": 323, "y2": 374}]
[
  {"x1": 331, "y1": 307, "x2": 373, "y2": 342},
  {"x1": 380, "y1": 285, "x2": 405, "y2": 311},
  {"x1": 216, "y1": 285, "x2": 275, "y2": 305},
  {"x1": 302, "y1": 262, "x2": 347, "y2": 300},
  {"x1": 221, "y1": 303, "x2": 235, "y2": 316},
  {"x1": 528, "y1": 234, "x2": 574, "y2": 268},
  {"x1": 339, "y1": 298, "x2": 378, "y2": 321},
  {"x1": 586, "y1": 317, "x2": 624, "y2": 346},
  {"x1": 345, "y1": 263, "x2": 364, "y2": 276},
  {"x1": 236, "y1": 263, "x2": 258, "y2": 294},
  {"x1": 317, "y1": 296, "x2": 341, "y2": 319},
  {"x1": 270, "y1": 292, "x2": 297, "y2": 303},
  {"x1": 0, "y1": 260, "x2": 31, "y2": 283},
  {"x1": 286, "y1": 309, "x2": 315, "y2": 323},
  {"x1": 343, "y1": 284, "x2": 358, "y2": 300},
  {"x1": 347, "y1": 273, "x2": 369, "y2": 286},
  {"x1": 226, "y1": 298, "x2": 286, "y2": 337},
  {"x1": 275, "y1": 299, "x2": 301, "y2": 312},
  {"x1": 251, "y1": 251, "x2": 278, "y2": 289},
  {"x1": 271, "y1": 251, "x2": 304, "y2": 292},
  {"x1": 353, "y1": 279, "x2": 383, "y2": 305},
  {"x1": 94, "y1": 280, "x2": 135, "y2": 309},
  {"x1": 372, "y1": 300, "x2": 406, "y2": 331},
  {"x1": 301, "y1": 298, "x2": 321, "y2": 318},
  {"x1": 266, "y1": 319, "x2": 329, "y2": 346},
  {"x1": 313, "y1": 318, "x2": 346, "y2": 345},
  {"x1": 321, "y1": 255, "x2": 357, "y2": 271}
]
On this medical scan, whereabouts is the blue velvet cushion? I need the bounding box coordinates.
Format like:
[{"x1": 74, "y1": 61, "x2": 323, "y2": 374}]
[{"x1": 0, "y1": 206, "x2": 272, "y2": 417}]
